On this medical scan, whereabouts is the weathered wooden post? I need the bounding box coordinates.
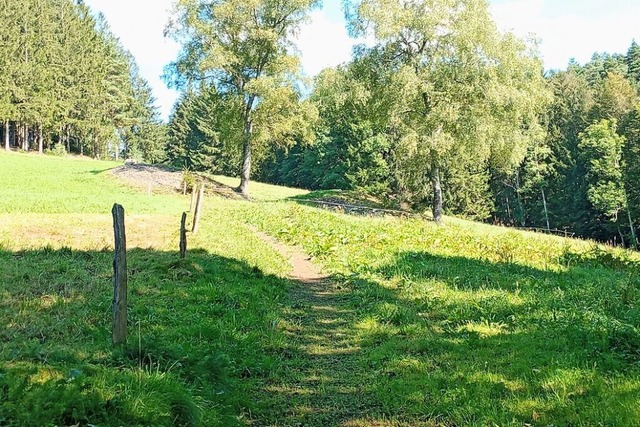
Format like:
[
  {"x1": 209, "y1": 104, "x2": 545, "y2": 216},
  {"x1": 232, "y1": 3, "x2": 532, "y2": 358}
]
[
  {"x1": 112, "y1": 204, "x2": 127, "y2": 345},
  {"x1": 192, "y1": 184, "x2": 205, "y2": 234},
  {"x1": 180, "y1": 212, "x2": 187, "y2": 259},
  {"x1": 189, "y1": 184, "x2": 198, "y2": 212}
]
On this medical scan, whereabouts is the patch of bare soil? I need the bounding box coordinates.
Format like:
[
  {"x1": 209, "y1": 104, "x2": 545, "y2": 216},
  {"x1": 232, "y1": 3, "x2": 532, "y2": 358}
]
[
  {"x1": 111, "y1": 163, "x2": 242, "y2": 199},
  {"x1": 253, "y1": 229, "x2": 329, "y2": 286},
  {"x1": 111, "y1": 163, "x2": 183, "y2": 192}
]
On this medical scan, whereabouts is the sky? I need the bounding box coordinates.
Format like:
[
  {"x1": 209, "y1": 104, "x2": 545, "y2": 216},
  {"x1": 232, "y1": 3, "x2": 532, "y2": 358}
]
[{"x1": 84, "y1": 0, "x2": 640, "y2": 122}]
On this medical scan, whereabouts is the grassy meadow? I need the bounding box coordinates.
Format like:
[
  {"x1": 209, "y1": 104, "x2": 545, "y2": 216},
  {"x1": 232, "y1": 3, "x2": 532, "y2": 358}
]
[{"x1": 1, "y1": 150, "x2": 640, "y2": 426}]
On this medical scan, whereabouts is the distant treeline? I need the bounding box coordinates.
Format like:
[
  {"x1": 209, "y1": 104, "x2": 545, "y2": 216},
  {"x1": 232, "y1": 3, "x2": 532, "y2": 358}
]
[
  {"x1": 3, "y1": 0, "x2": 640, "y2": 247},
  {"x1": 0, "y1": 0, "x2": 165, "y2": 161},
  {"x1": 167, "y1": 40, "x2": 640, "y2": 247}
]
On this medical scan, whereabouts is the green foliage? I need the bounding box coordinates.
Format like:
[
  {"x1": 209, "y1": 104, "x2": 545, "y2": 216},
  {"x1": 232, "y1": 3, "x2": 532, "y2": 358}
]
[
  {"x1": 592, "y1": 72, "x2": 637, "y2": 122},
  {"x1": 166, "y1": 0, "x2": 320, "y2": 195},
  {"x1": 0, "y1": 0, "x2": 166, "y2": 159},
  {"x1": 167, "y1": 87, "x2": 242, "y2": 175},
  {"x1": 626, "y1": 40, "x2": 640, "y2": 83},
  {"x1": 348, "y1": 0, "x2": 550, "y2": 220},
  {"x1": 182, "y1": 168, "x2": 197, "y2": 192},
  {"x1": 44, "y1": 143, "x2": 67, "y2": 157},
  {"x1": 579, "y1": 119, "x2": 627, "y2": 221}
]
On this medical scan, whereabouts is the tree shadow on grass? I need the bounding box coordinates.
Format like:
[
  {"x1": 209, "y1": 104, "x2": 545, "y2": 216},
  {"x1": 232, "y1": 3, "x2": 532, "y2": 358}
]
[
  {"x1": 0, "y1": 246, "x2": 292, "y2": 427},
  {"x1": 206, "y1": 246, "x2": 640, "y2": 426},
  {"x1": 337, "y1": 250, "x2": 640, "y2": 425},
  {"x1": 4, "y1": 244, "x2": 637, "y2": 426}
]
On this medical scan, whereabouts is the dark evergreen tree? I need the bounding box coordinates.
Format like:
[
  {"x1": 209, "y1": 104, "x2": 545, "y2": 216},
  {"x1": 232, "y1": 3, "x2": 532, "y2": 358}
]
[{"x1": 626, "y1": 40, "x2": 640, "y2": 84}]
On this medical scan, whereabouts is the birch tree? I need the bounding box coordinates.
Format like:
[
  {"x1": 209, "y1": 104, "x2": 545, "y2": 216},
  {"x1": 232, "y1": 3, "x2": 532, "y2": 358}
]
[
  {"x1": 166, "y1": 0, "x2": 319, "y2": 197},
  {"x1": 349, "y1": 0, "x2": 550, "y2": 222}
]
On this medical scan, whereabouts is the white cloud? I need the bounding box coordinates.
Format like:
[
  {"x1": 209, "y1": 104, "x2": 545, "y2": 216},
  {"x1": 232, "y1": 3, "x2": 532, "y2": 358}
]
[
  {"x1": 85, "y1": 0, "x2": 181, "y2": 121},
  {"x1": 295, "y1": 10, "x2": 355, "y2": 77},
  {"x1": 490, "y1": 0, "x2": 640, "y2": 70}
]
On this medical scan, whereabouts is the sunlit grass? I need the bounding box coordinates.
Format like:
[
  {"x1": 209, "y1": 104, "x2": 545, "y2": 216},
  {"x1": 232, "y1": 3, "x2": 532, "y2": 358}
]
[
  {"x1": 211, "y1": 174, "x2": 309, "y2": 201},
  {"x1": 2, "y1": 150, "x2": 640, "y2": 426},
  {"x1": 235, "y1": 200, "x2": 640, "y2": 426},
  {"x1": 0, "y1": 151, "x2": 291, "y2": 426}
]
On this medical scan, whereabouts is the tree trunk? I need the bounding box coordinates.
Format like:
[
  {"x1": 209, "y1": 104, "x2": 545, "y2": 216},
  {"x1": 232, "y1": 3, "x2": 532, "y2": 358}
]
[
  {"x1": 541, "y1": 187, "x2": 550, "y2": 231},
  {"x1": 4, "y1": 121, "x2": 9, "y2": 151},
  {"x1": 431, "y1": 160, "x2": 443, "y2": 224},
  {"x1": 515, "y1": 173, "x2": 526, "y2": 226},
  {"x1": 617, "y1": 226, "x2": 625, "y2": 248},
  {"x1": 21, "y1": 124, "x2": 29, "y2": 151},
  {"x1": 628, "y1": 209, "x2": 638, "y2": 249},
  {"x1": 17, "y1": 123, "x2": 22, "y2": 151},
  {"x1": 238, "y1": 120, "x2": 253, "y2": 198},
  {"x1": 65, "y1": 126, "x2": 70, "y2": 153},
  {"x1": 93, "y1": 133, "x2": 100, "y2": 159},
  {"x1": 38, "y1": 124, "x2": 43, "y2": 155}
]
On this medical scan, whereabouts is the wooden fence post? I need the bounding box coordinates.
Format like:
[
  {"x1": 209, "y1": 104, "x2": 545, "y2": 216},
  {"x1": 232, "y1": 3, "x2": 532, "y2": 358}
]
[
  {"x1": 180, "y1": 212, "x2": 187, "y2": 259},
  {"x1": 189, "y1": 184, "x2": 198, "y2": 212},
  {"x1": 112, "y1": 204, "x2": 127, "y2": 345},
  {"x1": 192, "y1": 184, "x2": 205, "y2": 234}
]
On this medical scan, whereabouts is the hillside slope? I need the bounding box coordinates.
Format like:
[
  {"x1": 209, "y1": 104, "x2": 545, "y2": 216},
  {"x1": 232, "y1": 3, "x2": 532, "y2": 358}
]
[{"x1": 1, "y1": 151, "x2": 639, "y2": 426}]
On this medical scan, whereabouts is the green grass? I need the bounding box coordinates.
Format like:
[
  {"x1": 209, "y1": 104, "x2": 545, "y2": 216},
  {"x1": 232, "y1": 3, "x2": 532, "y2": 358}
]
[
  {"x1": 0, "y1": 151, "x2": 292, "y2": 426},
  {"x1": 0, "y1": 152, "x2": 185, "y2": 214},
  {"x1": 211, "y1": 174, "x2": 309, "y2": 201},
  {"x1": 2, "y1": 150, "x2": 640, "y2": 426},
  {"x1": 233, "y1": 201, "x2": 640, "y2": 426}
]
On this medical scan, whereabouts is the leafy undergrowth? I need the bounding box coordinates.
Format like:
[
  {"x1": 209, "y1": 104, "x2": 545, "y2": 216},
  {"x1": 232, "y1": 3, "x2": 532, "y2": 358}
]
[
  {"x1": 292, "y1": 189, "x2": 403, "y2": 211},
  {"x1": 235, "y1": 201, "x2": 640, "y2": 426}
]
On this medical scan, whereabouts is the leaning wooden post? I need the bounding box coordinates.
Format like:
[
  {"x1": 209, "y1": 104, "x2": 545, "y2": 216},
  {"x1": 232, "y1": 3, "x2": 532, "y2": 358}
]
[
  {"x1": 189, "y1": 184, "x2": 198, "y2": 212},
  {"x1": 192, "y1": 184, "x2": 205, "y2": 234},
  {"x1": 112, "y1": 204, "x2": 127, "y2": 345},
  {"x1": 180, "y1": 212, "x2": 187, "y2": 259}
]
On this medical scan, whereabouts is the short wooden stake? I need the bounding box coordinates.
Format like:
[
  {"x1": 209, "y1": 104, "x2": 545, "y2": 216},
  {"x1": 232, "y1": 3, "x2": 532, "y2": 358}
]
[
  {"x1": 189, "y1": 184, "x2": 198, "y2": 212},
  {"x1": 112, "y1": 204, "x2": 128, "y2": 345},
  {"x1": 180, "y1": 212, "x2": 187, "y2": 259},
  {"x1": 182, "y1": 181, "x2": 187, "y2": 195},
  {"x1": 192, "y1": 184, "x2": 205, "y2": 234}
]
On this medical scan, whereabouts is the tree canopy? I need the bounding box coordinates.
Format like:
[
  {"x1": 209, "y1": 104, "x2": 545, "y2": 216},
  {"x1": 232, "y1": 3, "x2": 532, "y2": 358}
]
[
  {"x1": 166, "y1": 0, "x2": 319, "y2": 196},
  {"x1": 0, "y1": 0, "x2": 164, "y2": 160}
]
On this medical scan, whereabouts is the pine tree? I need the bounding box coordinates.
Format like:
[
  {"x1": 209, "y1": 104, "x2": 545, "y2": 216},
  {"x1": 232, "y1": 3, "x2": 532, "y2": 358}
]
[{"x1": 626, "y1": 40, "x2": 640, "y2": 84}]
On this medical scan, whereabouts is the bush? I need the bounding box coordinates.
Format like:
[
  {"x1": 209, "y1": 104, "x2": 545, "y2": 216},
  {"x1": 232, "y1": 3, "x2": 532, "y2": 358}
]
[
  {"x1": 182, "y1": 168, "x2": 196, "y2": 192},
  {"x1": 45, "y1": 143, "x2": 67, "y2": 157}
]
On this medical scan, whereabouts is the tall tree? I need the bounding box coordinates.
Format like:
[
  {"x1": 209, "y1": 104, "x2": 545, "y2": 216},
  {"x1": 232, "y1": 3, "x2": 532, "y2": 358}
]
[
  {"x1": 348, "y1": 0, "x2": 550, "y2": 222},
  {"x1": 621, "y1": 105, "x2": 640, "y2": 247},
  {"x1": 626, "y1": 40, "x2": 640, "y2": 84},
  {"x1": 166, "y1": 0, "x2": 319, "y2": 197},
  {"x1": 592, "y1": 72, "x2": 637, "y2": 122},
  {"x1": 579, "y1": 119, "x2": 636, "y2": 246}
]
